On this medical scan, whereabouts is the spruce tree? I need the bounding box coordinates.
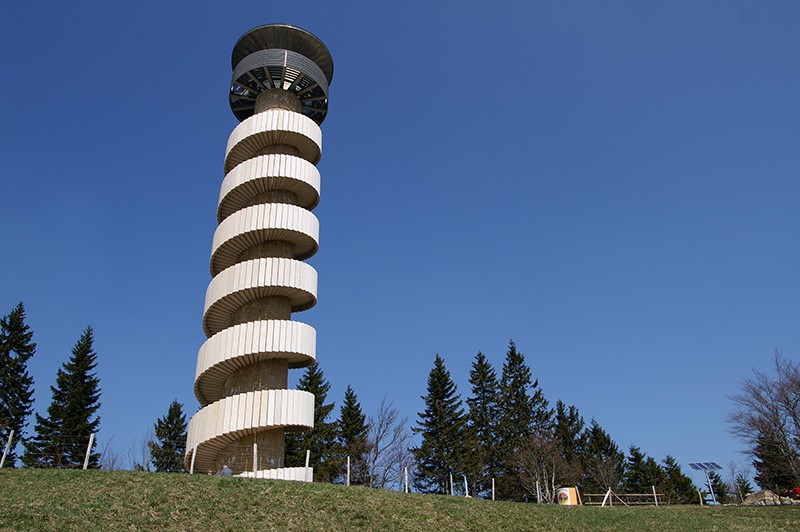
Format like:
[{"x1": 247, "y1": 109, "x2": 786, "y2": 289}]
[
  {"x1": 733, "y1": 472, "x2": 753, "y2": 499},
  {"x1": 580, "y1": 420, "x2": 625, "y2": 492},
  {"x1": 661, "y1": 455, "x2": 698, "y2": 504},
  {"x1": 466, "y1": 352, "x2": 500, "y2": 497},
  {"x1": 148, "y1": 400, "x2": 187, "y2": 473},
  {"x1": 23, "y1": 326, "x2": 101, "y2": 468},
  {"x1": 729, "y1": 352, "x2": 800, "y2": 490},
  {"x1": 285, "y1": 362, "x2": 339, "y2": 481},
  {"x1": 0, "y1": 302, "x2": 36, "y2": 466},
  {"x1": 623, "y1": 445, "x2": 665, "y2": 494},
  {"x1": 752, "y1": 433, "x2": 797, "y2": 492},
  {"x1": 554, "y1": 401, "x2": 584, "y2": 461},
  {"x1": 553, "y1": 401, "x2": 585, "y2": 486},
  {"x1": 496, "y1": 340, "x2": 552, "y2": 500},
  {"x1": 337, "y1": 385, "x2": 370, "y2": 484},
  {"x1": 412, "y1": 354, "x2": 468, "y2": 494}
]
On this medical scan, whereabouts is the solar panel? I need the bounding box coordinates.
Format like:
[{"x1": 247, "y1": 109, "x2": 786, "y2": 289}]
[{"x1": 688, "y1": 462, "x2": 722, "y2": 471}]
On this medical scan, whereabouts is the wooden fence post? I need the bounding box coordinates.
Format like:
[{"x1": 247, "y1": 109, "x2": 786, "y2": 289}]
[
  {"x1": 189, "y1": 445, "x2": 197, "y2": 474},
  {"x1": 0, "y1": 430, "x2": 14, "y2": 469},
  {"x1": 82, "y1": 433, "x2": 95, "y2": 470}
]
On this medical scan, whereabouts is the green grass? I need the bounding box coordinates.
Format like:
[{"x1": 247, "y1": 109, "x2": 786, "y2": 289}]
[{"x1": 1, "y1": 469, "x2": 798, "y2": 531}]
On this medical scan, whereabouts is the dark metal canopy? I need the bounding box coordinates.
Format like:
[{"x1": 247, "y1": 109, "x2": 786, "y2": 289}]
[
  {"x1": 232, "y1": 24, "x2": 333, "y2": 84},
  {"x1": 229, "y1": 24, "x2": 334, "y2": 124}
]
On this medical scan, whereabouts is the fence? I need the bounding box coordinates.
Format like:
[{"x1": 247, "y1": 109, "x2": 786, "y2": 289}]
[
  {"x1": 7, "y1": 431, "x2": 653, "y2": 507},
  {"x1": 1, "y1": 431, "x2": 97, "y2": 470},
  {"x1": 582, "y1": 487, "x2": 664, "y2": 506}
]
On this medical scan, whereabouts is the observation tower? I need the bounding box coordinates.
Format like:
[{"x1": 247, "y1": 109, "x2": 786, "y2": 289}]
[{"x1": 185, "y1": 24, "x2": 333, "y2": 481}]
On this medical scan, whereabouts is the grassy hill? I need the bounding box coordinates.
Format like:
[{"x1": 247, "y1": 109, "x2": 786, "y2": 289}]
[{"x1": 1, "y1": 469, "x2": 798, "y2": 531}]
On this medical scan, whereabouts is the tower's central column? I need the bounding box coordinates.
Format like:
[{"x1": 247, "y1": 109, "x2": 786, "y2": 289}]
[{"x1": 185, "y1": 24, "x2": 333, "y2": 481}]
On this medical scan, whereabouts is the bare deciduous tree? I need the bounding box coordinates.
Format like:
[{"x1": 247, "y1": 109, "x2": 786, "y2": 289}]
[
  {"x1": 366, "y1": 396, "x2": 411, "y2": 490},
  {"x1": 99, "y1": 436, "x2": 124, "y2": 471},
  {"x1": 726, "y1": 461, "x2": 753, "y2": 503},
  {"x1": 132, "y1": 429, "x2": 154, "y2": 472},
  {"x1": 729, "y1": 351, "x2": 800, "y2": 490},
  {"x1": 509, "y1": 431, "x2": 577, "y2": 503}
]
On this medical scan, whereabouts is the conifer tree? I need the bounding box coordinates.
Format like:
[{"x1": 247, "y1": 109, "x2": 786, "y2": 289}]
[
  {"x1": 412, "y1": 354, "x2": 468, "y2": 494},
  {"x1": 729, "y1": 352, "x2": 800, "y2": 491},
  {"x1": 496, "y1": 340, "x2": 552, "y2": 500},
  {"x1": 554, "y1": 401, "x2": 584, "y2": 462},
  {"x1": 553, "y1": 400, "x2": 585, "y2": 486},
  {"x1": 623, "y1": 445, "x2": 665, "y2": 494},
  {"x1": 708, "y1": 471, "x2": 731, "y2": 503},
  {"x1": 337, "y1": 385, "x2": 370, "y2": 484},
  {"x1": 752, "y1": 433, "x2": 797, "y2": 492},
  {"x1": 661, "y1": 455, "x2": 698, "y2": 504},
  {"x1": 733, "y1": 472, "x2": 753, "y2": 499},
  {"x1": 148, "y1": 400, "x2": 187, "y2": 473},
  {"x1": 580, "y1": 420, "x2": 625, "y2": 492},
  {"x1": 23, "y1": 326, "x2": 101, "y2": 468},
  {"x1": 285, "y1": 362, "x2": 339, "y2": 481},
  {"x1": 0, "y1": 302, "x2": 36, "y2": 466},
  {"x1": 497, "y1": 341, "x2": 552, "y2": 449},
  {"x1": 466, "y1": 352, "x2": 500, "y2": 496}
]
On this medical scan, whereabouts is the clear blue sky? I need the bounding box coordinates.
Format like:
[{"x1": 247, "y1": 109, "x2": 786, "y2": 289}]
[{"x1": 2, "y1": 1, "x2": 799, "y2": 488}]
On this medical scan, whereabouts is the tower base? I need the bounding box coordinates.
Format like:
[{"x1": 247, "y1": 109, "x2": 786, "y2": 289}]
[{"x1": 237, "y1": 466, "x2": 313, "y2": 482}]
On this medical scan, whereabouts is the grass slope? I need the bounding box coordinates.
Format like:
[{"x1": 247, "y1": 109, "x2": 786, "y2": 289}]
[{"x1": 1, "y1": 469, "x2": 798, "y2": 531}]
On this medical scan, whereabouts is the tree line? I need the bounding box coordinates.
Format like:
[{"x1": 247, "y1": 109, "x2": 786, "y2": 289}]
[
  {"x1": 146, "y1": 362, "x2": 412, "y2": 488},
  {"x1": 138, "y1": 344, "x2": 800, "y2": 502},
  {"x1": 0, "y1": 303, "x2": 102, "y2": 468},
  {"x1": 147, "y1": 340, "x2": 704, "y2": 502},
  {"x1": 7, "y1": 297, "x2": 790, "y2": 501},
  {"x1": 411, "y1": 340, "x2": 704, "y2": 502},
  {"x1": 98, "y1": 333, "x2": 761, "y2": 503}
]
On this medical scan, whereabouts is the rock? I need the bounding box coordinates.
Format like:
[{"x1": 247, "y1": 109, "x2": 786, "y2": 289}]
[{"x1": 742, "y1": 490, "x2": 800, "y2": 506}]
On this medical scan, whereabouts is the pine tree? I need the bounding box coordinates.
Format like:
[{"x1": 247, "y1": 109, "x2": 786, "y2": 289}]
[
  {"x1": 496, "y1": 340, "x2": 552, "y2": 500},
  {"x1": 148, "y1": 400, "x2": 187, "y2": 473},
  {"x1": 23, "y1": 326, "x2": 101, "y2": 468},
  {"x1": 624, "y1": 445, "x2": 665, "y2": 494},
  {"x1": 0, "y1": 302, "x2": 36, "y2": 466},
  {"x1": 580, "y1": 419, "x2": 625, "y2": 493},
  {"x1": 412, "y1": 354, "x2": 468, "y2": 494},
  {"x1": 337, "y1": 385, "x2": 370, "y2": 484},
  {"x1": 466, "y1": 352, "x2": 500, "y2": 497},
  {"x1": 661, "y1": 455, "x2": 698, "y2": 504},
  {"x1": 285, "y1": 362, "x2": 339, "y2": 481}
]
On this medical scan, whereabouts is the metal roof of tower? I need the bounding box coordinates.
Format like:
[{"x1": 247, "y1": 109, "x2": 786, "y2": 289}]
[{"x1": 231, "y1": 24, "x2": 334, "y2": 84}]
